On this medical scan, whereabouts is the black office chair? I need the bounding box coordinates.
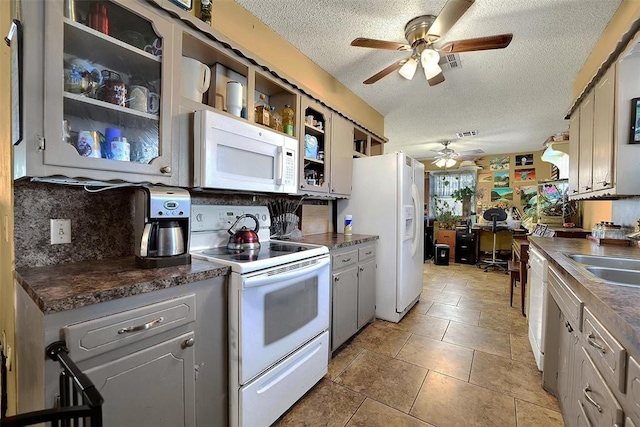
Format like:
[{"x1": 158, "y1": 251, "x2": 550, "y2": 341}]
[{"x1": 479, "y1": 207, "x2": 509, "y2": 273}]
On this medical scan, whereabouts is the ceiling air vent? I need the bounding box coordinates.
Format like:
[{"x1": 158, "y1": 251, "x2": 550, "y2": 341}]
[
  {"x1": 455, "y1": 130, "x2": 478, "y2": 138},
  {"x1": 439, "y1": 53, "x2": 462, "y2": 71}
]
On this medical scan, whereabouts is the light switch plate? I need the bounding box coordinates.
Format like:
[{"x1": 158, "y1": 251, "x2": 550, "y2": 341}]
[{"x1": 50, "y1": 219, "x2": 71, "y2": 244}]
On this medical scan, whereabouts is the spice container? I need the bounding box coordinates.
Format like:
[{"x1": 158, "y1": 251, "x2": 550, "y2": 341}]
[{"x1": 344, "y1": 215, "x2": 353, "y2": 235}]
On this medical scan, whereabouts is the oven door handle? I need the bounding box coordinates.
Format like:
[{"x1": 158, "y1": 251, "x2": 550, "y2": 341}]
[{"x1": 243, "y1": 256, "x2": 330, "y2": 289}]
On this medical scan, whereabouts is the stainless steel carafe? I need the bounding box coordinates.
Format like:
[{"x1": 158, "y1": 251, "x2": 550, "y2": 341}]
[{"x1": 156, "y1": 221, "x2": 185, "y2": 256}]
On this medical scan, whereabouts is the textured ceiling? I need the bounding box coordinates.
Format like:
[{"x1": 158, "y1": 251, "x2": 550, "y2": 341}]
[{"x1": 235, "y1": 0, "x2": 622, "y2": 161}]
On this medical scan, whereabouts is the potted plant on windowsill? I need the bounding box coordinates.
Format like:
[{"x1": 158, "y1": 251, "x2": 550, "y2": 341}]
[
  {"x1": 451, "y1": 186, "x2": 475, "y2": 218},
  {"x1": 433, "y1": 196, "x2": 460, "y2": 230}
]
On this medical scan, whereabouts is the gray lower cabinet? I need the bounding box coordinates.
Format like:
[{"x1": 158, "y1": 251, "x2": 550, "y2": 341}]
[
  {"x1": 16, "y1": 276, "x2": 228, "y2": 426},
  {"x1": 83, "y1": 332, "x2": 196, "y2": 427},
  {"x1": 545, "y1": 265, "x2": 630, "y2": 427},
  {"x1": 331, "y1": 243, "x2": 376, "y2": 352}
]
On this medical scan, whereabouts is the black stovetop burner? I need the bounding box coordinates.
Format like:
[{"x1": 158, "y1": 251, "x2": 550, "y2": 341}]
[{"x1": 200, "y1": 242, "x2": 309, "y2": 263}]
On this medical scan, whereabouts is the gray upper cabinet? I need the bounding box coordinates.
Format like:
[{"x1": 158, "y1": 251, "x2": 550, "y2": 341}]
[
  {"x1": 578, "y1": 91, "x2": 594, "y2": 194},
  {"x1": 330, "y1": 114, "x2": 354, "y2": 197},
  {"x1": 18, "y1": 0, "x2": 177, "y2": 184},
  {"x1": 568, "y1": 113, "x2": 580, "y2": 196},
  {"x1": 592, "y1": 66, "x2": 615, "y2": 192}
]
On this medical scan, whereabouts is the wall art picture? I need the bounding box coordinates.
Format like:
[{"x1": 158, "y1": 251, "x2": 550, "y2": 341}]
[
  {"x1": 516, "y1": 153, "x2": 534, "y2": 166},
  {"x1": 493, "y1": 171, "x2": 510, "y2": 187},
  {"x1": 478, "y1": 172, "x2": 493, "y2": 182},
  {"x1": 520, "y1": 186, "x2": 537, "y2": 214},
  {"x1": 491, "y1": 187, "x2": 513, "y2": 202},
  {"x1": 514, "y1": 168, "x2": 536, "y2": 181},
  {"x1": 490, "y1": 156, "x2": 510, "y2": 170}
]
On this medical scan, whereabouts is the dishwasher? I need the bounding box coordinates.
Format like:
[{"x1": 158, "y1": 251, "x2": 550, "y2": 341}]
[{"x1": 528, "y1": 246, "x2": 548, "y2": 371}]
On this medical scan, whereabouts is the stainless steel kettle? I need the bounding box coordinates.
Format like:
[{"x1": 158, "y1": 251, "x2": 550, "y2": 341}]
[
  {"x1": 141, "y1": 220, "x2": 185, "y2": 257},
  {"x1": 227, "y1": 214, "x2": 260, "y2": 251}
]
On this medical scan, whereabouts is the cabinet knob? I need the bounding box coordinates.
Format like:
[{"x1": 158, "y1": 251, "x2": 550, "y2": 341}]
[
  {"x1": 584, "y1": 186, "x2": 592, "y2": 190},
  {"x1": 572, "y1": 189, "x2": 578, "y2": 194},
  {"x1": 182, "y1": 337, "x2": 195, "y2": 349},
  {"x1": 334, "y1": 276, "x2": 340, "y2": 282},
  {"x1": 359, "y1": 267, "x2": 364, "y2": 272},
  {"x1": 160, "y1": 166, "x2": 172, "y2": 174}
]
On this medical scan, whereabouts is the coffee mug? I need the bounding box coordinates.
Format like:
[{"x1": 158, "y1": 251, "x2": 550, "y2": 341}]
[
  {"x1": 128, "y1": 85, "x2": 149, "y2": 112},
  {"x1": 148, "y1": 92, "x2": 160, "y2": 114},
  {"x1": 110, "y1": 137, "x2": 130, "y2": 162}
]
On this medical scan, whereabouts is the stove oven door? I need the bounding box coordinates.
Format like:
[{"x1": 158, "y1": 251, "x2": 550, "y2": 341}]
[{"x1": 232, "y1": 255, "x2": 330, "y2": 384}]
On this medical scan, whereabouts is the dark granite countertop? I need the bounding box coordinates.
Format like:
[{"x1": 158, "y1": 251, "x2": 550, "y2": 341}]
[
  {"x1": 528, "y1": 236, "x2": 640, "y2": 358},
  {"x1": 296, "y1": 233, "x2": 379, "y2": 251},
  {"x1": 16, "y1": 257, "x2": 230, "y2": 314}
]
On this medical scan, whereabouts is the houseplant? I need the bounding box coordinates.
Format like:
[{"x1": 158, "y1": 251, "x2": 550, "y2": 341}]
[{"x1": 451, "y1": 185, "x2": 475, "y2": 218}]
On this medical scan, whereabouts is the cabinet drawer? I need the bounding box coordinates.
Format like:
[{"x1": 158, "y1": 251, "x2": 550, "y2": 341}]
[
  {"x1": 582, "y1": 308, "x2": 626, "y2": 393},
  {"x1": 358, "y1": 245, "x2": 376, "y2": 262},
  {"x1": 627, "y1": 356, "x2": 640, "y2": 425},
  {"x1": 576, "y1": 347, "x2": 623, "y2": 427},
  {"x1": 64, "y1": 294, "x2": 196, "y2": 362},
  {"x1": 549, "y1": 267, "x2": 583, "y2": 332},
  {"x1": 332, "y1": 249, "x2": 358, "y2": 269}
]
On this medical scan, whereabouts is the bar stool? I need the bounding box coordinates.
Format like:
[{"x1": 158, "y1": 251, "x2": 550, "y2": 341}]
[{"x1": 508, "y1": 260, "x2": 525, "y2": 316}]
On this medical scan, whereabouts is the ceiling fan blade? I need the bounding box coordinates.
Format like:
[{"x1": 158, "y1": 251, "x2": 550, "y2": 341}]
[
  {"x1": 439, "y1": 34, "x2": 513, "y2": 53},
  {"x1": 427, "y1": 72, "x2": 445, "y2": 86},
  {"x1": 363, "y1": 59, "x2": 409, "y2": 84},
  {"x1": 351, "y1": 37, "x2": 411, "y2": 51},
  {"x1": 457, "y1": 150, "x2": 485, "y2": 160},
  {"x1": 428, "y1": 0, "x2": 475, "y2": 39}
]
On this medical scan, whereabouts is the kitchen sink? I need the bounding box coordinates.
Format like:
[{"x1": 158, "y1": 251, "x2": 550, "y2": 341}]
[
  {"x1": 567, "y1": 254, "x2": 640, "y2": 270},
  {"x1": 585, "y1": 266, "x2": 640, "y2": 286}
]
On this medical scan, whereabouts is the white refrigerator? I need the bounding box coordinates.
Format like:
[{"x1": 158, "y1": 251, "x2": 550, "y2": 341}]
[{"x1": 338, "y1": 152, "x2": 424, "y2": 323}]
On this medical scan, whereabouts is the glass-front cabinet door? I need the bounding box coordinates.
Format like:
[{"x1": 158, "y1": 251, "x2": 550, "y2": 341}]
[{"x1": 43, "y1": 0, "x2": 174, "y2": 182}]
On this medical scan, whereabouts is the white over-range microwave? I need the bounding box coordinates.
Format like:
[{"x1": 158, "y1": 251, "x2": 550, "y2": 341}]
[{"x1": 194, "y1": 109, "x2": 298, "y2": 194}]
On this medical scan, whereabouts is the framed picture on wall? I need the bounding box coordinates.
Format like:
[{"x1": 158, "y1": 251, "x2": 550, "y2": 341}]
[
  {"x1": 169, "y1": 0, "x2": 193, "y2": 10},
  {"x1": 630, "y1": 98, "x2": 640, "y2": 144},
  {"x1": 516, "y1": 153, "x2": 534, "y2": 166}
]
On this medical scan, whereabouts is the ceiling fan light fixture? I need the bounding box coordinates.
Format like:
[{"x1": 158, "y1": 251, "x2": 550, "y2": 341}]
[
  {"x1": 435, "y1": 158, "x2": 447, "y2": 168},
  {"x1": 398, "y1": 57, "x2": 418, "y2": 80},
  {"x1": 423, "y1": 62, "x2": 443, "y2": 80},
  {"x1": 445, "y1": 158, "x2": 457, "y2": 168},
  {"x1": 420, "y1": 48, "x2": 440, "y2": 67},
  {"x1": 435, "y1": 157, "x2": 457, "y2": 168}
]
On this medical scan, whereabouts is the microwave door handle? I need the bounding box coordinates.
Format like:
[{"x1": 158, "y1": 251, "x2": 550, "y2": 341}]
[{"x1": 275, "y1": 146, "x2": 284, "y2": 185}]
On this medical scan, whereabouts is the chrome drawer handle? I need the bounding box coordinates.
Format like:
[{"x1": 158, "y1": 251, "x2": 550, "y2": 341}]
[
  {"x1": 118, "y1": 317, "x2": 164, "y2": 334},
  {"x1": 587, "y1": 333, "x2": 606, "y2": 354},
  {"x1": 342, "y1": 258, "x2": 352, "y2": 263},
  {"x1": 583, "y1": 384, "x2": 602, "y2": 412}
]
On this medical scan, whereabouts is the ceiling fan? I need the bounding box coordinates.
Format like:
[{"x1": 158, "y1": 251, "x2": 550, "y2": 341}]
[
  {"x1": 350, "y1": 0, "x2": 513, "y2": 86},
  {"x1": 431, "y1": 140, "x2": 484, "y2": 168}
]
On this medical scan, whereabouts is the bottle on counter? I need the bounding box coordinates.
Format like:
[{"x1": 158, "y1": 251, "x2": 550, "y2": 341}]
[
  {"x1": 199, "y1": 0, "x2": 212, "y2": 25},
  {"x1": 344, "y1": 215, "x2": 353, "y2": 235},
  {"x1": 281, "y1": 104, "x2": 295, "y2": 136},
  {"x1": 254, "y1": 94, "x2": 270, "y2": 127},
  {"x1": 269, "y1": 106, "x2": 283, "y2": 132}
]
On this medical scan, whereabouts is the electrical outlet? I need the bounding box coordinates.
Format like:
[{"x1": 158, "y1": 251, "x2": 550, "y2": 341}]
[{"x1": 50, "y1": 219, "x2": 71, "y2": 244}]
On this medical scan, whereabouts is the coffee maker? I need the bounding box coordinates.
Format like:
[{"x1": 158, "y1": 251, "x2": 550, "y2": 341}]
[{"x1": 134, "y1": 186, "x2": 191, "y2": 268}]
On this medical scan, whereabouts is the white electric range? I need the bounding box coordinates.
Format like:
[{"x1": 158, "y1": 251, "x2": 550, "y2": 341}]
[{"x1": 190, "y1": 205, "x2": 330, "y2": 427}]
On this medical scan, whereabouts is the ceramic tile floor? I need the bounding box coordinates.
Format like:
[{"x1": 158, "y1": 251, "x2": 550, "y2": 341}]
[{"x1": 274, "y1": 261, "x2": 565, "y2": 427}]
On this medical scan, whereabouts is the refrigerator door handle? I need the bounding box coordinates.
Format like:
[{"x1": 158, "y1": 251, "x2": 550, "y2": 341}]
[{"x1": 410, "y1": 183, "x2": 420, "y2": 258}]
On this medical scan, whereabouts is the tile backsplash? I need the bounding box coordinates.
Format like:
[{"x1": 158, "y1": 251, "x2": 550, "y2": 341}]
[{"x1": 14, "y1": 180, "x2": 328, "y2": 269}]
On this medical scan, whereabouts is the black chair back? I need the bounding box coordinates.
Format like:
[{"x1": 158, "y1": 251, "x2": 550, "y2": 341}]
[{"x1": 483, "y1": 208, "x2": 507, "y2": 233}]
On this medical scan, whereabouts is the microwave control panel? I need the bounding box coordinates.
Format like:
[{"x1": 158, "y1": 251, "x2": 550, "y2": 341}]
[{"x1": 283, "y1": 149, "x2": 296, "y2": 187}]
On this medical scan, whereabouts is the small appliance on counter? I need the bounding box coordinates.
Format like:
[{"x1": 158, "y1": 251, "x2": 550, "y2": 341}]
[{"x1": 134, "y1": 186, "x2": 191, "y2": 268}]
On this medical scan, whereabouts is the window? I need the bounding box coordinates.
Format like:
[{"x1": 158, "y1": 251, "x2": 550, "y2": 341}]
[{"x1": 428, "y1": 170, "x2": 476, "y2": 220}]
